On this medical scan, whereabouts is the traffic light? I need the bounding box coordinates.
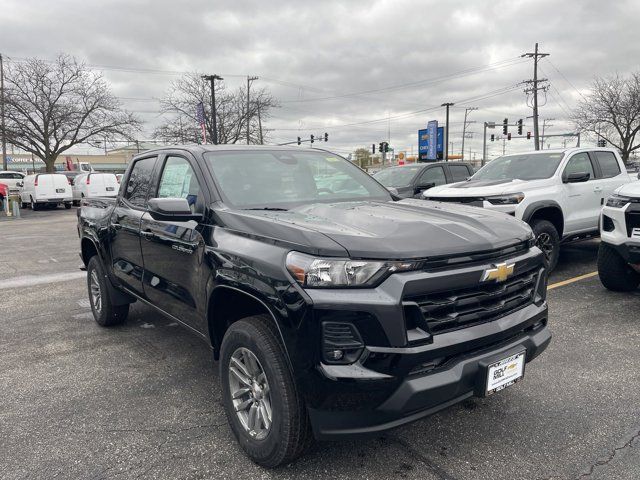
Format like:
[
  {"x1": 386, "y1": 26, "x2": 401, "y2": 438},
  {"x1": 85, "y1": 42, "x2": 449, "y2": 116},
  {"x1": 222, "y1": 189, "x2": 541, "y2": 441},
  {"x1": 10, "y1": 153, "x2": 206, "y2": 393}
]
[
  {"x1": 379, "y1": 142, "x2": 384, "y2": 153},
  {"x1": 384, "y1": 142, "x2": 390, "y2": 153},
  {"x1": 372, "y1": 143, "x2": 376, "y2": 154},
  {"x1": 503, "y1": 118, "x2": 508, "y2": 135},
  {"x1": 517, "y1": 119, "x2": 523, "y2": 135},
  {"x1": 310, "y1": 134, "x2": 314, "y2": 144},
  {"x1": 297, "y1": 136, "x2": 301, "y2": 145},
  {"x1": 490, "y1": 134, "x2": 495, "y2": 142},
  {"x1": 324, "y1": 132, "x2": 328, "y2": 142},
  {"x1": 507, "y1": 133, "x2": 512, "y2": 141},
  {"x1": 527, "y1": 132, "x2": 531, "y2": 140},
  {"x1": 598, "y1": 139, "x2": 607, "y2": 147}
]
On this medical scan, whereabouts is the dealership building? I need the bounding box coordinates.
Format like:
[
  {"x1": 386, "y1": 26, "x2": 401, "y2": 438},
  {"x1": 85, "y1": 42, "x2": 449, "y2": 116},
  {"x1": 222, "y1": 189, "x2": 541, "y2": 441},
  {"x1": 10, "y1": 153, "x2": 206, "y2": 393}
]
[{"x1": 3, "y1": 143, "x2": 162, "y2": 173}]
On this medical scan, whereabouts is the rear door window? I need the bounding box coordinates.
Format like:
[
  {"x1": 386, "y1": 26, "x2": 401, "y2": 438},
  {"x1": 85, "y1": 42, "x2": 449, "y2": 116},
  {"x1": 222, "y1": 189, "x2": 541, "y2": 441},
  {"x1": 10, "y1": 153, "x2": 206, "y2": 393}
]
[
  {"x1": 449, "y1": 165, "x2": 471, "y2": 182},
  {"x1": 124, "y1": 157, "x2": 157, "y2": 207},
  {"x1": 594, "y1": 151, "x2": 621, "y2": 178}
]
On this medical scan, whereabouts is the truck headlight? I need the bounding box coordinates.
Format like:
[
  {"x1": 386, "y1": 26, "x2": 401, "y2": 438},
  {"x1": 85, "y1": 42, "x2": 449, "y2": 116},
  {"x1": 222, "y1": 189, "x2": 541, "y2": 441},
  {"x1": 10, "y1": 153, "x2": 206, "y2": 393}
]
[
  {"x1": 605, "y1": 194, "x2": 630, "y2": 208},
  {"x1": 286, "y1": 251, "x2": 418, "y2": 288},
  {"x1": 486, "y1": 193, "x2": 525, "y2": 205}
]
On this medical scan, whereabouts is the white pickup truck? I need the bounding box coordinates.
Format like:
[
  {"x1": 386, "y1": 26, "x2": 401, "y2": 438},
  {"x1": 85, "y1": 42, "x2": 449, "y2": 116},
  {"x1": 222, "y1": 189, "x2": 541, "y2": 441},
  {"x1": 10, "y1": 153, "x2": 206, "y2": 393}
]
[
  {"x1": 598, "y1": 180, "x2": 640, "y2": 291},
  {"x1": 423, "y1": 148, "x2": 632, "y2": 269}
]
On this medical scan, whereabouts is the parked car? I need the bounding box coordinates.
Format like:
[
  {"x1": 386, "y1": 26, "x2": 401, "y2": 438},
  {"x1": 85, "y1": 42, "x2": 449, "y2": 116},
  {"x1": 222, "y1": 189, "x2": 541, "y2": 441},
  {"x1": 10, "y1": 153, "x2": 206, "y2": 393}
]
[
  {"x1": 72, "y1": 173, "x2": 119, "y2": 205},
  {"x1": 78, "y1": 146, "x2": 550, "y2": 467},
  {"x1": 19, "y1": 173, "x2": 73, "y2": 210},
  {"x1": 598, "y1": 180, "x2": 640, "y2": 291},
  {"x1": 423, "y1": 148, "x2": 632, "y2": 269},
  {"x1": 373, "y1": 161, "x2": 474, "y2": 198},
  {"x1": 0, "y1": 170, "x2": 26, "y2": 194}
]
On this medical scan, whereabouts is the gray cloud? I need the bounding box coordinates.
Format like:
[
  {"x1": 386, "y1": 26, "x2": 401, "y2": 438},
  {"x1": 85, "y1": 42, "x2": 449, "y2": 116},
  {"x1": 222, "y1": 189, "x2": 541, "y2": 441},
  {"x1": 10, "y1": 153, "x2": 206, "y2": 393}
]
[{"x1": 2, "y1": 0, "x2": 639, "y2": 158}]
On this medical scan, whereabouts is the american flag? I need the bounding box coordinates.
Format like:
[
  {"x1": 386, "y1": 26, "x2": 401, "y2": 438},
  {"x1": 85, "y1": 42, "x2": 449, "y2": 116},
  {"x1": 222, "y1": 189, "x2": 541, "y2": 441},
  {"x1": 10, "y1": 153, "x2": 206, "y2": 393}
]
[{"x1": 196, "y1": 102, "x2": 207, "y2": 143}]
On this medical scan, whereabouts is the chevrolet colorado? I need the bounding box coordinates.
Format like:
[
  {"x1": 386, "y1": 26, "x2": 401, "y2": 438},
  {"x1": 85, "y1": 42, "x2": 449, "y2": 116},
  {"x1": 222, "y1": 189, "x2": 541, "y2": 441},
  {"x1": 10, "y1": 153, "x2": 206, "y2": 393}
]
[
  {"x1": 423, "y1": 148, "x2": 632, "y2": 270},
  {"x1": 598, "y1": 180, "x2": 640, "y2": 291},
  {"x1": 78, "y1": 145, "x2": 551, "y2": 467}
]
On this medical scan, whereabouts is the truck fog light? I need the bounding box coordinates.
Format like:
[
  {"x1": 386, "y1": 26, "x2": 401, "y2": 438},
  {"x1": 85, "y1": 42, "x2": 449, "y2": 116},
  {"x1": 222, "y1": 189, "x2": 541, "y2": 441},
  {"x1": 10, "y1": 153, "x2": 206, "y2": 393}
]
[
  {"x1": 321, "y1": 321, "x2": 364, "y2": 364},
  {"x1": 327, "y1": 350, "x2": 344, "y2": 361}
]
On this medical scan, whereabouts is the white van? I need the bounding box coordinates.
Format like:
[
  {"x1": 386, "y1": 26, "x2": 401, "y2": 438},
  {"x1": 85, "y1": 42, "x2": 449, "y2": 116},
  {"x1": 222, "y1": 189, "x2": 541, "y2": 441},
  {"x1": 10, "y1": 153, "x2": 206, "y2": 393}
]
[
  {"x1": 72, "y1": 173, "x2": 119, "y2": 205},
  {"x1": 0, "y1": 171, "x2": 26, "y2": 192},
  {"x1": 19, "y1": 174, "x2": 73, "y2": 210}
]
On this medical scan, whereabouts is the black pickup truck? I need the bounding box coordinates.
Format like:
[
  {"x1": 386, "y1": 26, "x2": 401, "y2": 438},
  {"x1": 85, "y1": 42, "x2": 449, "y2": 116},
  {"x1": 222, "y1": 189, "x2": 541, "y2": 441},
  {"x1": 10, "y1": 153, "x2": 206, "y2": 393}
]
[{"x1": 78, "y1": 145, "x2": 551, "y2": 467}]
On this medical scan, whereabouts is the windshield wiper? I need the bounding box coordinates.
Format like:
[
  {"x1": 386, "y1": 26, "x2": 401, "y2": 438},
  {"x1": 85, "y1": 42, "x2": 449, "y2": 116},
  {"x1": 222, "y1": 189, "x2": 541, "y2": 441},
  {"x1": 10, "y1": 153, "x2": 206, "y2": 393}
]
[{"x1": 243, "y1": 207, "x2": 289, "y2": 211}]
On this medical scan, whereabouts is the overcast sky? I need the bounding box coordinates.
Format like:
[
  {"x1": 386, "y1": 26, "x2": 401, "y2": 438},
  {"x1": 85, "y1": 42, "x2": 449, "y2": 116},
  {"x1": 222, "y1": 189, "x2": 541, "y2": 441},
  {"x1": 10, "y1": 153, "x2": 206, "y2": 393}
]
[{"x1": 2, "y1": 0, "x2": 639, "y2": 159}]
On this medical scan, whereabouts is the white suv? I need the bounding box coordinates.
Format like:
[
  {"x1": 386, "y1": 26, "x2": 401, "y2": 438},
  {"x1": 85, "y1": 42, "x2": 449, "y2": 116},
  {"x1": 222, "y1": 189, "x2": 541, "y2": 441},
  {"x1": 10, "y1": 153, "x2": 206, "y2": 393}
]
[
  {"x1": 598, "y1": 181, "x2": 640, "y2": 291},
  {"x1": 423, "y1": 148, "x2": 632, "y2": 269}
]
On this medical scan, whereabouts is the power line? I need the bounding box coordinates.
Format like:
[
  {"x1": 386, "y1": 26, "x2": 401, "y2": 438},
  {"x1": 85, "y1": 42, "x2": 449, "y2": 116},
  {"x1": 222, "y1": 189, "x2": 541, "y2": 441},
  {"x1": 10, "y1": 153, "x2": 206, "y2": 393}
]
[{"x1": 280, "y1": 57, "x2": 527, "y2": 103}]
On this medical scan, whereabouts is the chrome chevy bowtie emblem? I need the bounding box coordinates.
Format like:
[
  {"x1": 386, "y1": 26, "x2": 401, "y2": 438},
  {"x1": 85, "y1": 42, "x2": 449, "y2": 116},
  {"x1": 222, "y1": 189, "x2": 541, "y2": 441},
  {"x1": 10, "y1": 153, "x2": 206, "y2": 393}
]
[{"x1": 481, "y1": 262, "x2": 515, "y2": 283}]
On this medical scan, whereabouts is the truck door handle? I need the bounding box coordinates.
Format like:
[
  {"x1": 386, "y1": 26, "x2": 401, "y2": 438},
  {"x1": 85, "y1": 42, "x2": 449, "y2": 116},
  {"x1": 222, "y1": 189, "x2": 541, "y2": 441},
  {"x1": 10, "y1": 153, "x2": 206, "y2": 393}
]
[
  {"x1": 593, "y1": 186, "x2": 603, "y2": 192},
  {"x1": 141, "y1": 230, "x2": 154, "y2": 240},
  {"x1": 112, "y1": 222, "x2": 122, "y2": 230}
]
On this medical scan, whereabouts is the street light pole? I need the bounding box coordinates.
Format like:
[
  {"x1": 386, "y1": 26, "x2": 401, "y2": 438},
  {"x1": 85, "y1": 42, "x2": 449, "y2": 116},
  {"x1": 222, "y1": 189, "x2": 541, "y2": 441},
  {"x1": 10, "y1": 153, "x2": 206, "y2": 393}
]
[{"x1": 441, "y1": 102, "x2": 454, "y2": 161}]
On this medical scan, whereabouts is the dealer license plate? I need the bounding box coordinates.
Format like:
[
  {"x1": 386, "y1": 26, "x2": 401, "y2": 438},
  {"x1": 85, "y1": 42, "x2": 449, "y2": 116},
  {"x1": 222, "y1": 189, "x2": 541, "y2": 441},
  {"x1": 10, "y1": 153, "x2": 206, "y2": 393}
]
[
  {"x1": 106, "y1": 187, "x2": 115, "y2": 191},
  {"x1": 486, "y1": 352, "x2": 525, "y2": 395},
  {"x1": 632, "y1": 228, "x2": 640, "y2": 238},
  {"x1": 56, "y1": 188, "x2": 65, "y2": 193}
]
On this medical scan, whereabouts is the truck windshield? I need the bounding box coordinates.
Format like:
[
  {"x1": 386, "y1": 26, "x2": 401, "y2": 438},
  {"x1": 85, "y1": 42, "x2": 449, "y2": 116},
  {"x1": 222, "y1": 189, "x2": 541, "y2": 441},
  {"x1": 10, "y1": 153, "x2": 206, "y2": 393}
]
[
  {"x1": 373, "y1": 165, "x2": 422, "y2": 187},
  {"x1": 204, "y1": 150, "x2": 392, "y2": 209},
  {"x1": 472, "y1": 152, "x2": 565, "y2": 181}
]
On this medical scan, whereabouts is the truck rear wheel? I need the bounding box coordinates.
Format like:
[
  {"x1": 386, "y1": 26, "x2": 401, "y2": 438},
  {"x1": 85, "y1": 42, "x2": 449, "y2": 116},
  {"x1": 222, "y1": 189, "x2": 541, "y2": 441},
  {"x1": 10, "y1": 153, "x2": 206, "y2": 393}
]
[
  {"x1": 30, "y1": 197, "x2": 38, "y2": 211},
  {"x1": 531, "y1": 219, "x2": 560, "y2": 271},
  {"x1": 597, "y1": 243, "x2": 640, "y2": 292},
  {"x1": 86, "y1": 256, "x2": 129, "y2": 326},
  {"x1": 220, "y1": 315, "x2": 312, "y2": 467}
]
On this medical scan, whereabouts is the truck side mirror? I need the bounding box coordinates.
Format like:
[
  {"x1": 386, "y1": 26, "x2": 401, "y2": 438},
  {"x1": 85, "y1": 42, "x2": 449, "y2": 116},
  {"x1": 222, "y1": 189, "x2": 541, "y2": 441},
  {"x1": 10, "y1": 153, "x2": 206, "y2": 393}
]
[
  {"x1": 563, "y1": 172, "x2": 590, "y2": 183},
  {"x1": 414, "y1": 182, "x2": 435, "y2": 195},
  {"x1": 147, "y1": 197, "x2": 202, "y2": 222}
]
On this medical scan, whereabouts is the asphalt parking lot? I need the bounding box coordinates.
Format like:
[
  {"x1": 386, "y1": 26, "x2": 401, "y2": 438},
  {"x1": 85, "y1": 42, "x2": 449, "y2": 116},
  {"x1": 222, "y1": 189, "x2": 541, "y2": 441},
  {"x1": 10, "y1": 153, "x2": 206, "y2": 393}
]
[{"x1": 1, "y1": 208, "x2": 639, "y2": 480}]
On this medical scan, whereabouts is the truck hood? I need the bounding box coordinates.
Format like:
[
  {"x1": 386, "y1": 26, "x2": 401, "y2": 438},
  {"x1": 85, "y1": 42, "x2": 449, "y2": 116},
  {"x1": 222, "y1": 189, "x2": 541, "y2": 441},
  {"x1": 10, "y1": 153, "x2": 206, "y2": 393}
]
[
  {"x1": 425, "y1": 178, "x2": 550, "y2": 197},
  {"x1": 615, "y1": 180, "x2": 640, "y2": 198},
  {"x1": 217, "y1": 200, "x2": 532, "y2": 259}
]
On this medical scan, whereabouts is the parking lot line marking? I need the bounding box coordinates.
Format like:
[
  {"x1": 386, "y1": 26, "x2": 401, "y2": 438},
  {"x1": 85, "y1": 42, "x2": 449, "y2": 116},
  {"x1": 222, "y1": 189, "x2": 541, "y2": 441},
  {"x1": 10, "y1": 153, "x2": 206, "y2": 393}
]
[{"x1": 548, "y1": 271, "x2": 598, "y2": 290}]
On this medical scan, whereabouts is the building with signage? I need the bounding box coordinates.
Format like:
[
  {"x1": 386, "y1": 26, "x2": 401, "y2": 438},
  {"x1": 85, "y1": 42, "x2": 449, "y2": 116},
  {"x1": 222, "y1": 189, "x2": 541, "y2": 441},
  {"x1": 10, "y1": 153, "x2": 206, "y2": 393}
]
[{"x1": 2, "y1": 142, "x2": 162, "y2": 173}]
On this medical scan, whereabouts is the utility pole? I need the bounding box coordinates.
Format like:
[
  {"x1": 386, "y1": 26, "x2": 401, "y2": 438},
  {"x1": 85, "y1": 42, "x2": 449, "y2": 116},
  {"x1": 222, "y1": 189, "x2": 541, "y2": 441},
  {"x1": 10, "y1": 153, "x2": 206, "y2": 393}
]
[
  {"x1": 202, "y1": 74, "x2": 223, "y2": 144},
  {"x1": 541, "y1": 118, "x2": 554, "y2": 150},
  {"x1": 441, "y1": 102, "x2": 454, "y2": 161},
  {"x1": 1, "y1": 54, "x2": 7, "y2": 171},
  {"x1": 257, "y1": 103, "x2": 263, "y2": 144},
  {"x1": 522, "y1": 43, "x2": 549, "y2": 150},
  {"x1": 246, "y1": 76, "x2": 258, "y2": 144},
  {"x1": 461, "y1": 107, "x2": 478, "y2": 160}
]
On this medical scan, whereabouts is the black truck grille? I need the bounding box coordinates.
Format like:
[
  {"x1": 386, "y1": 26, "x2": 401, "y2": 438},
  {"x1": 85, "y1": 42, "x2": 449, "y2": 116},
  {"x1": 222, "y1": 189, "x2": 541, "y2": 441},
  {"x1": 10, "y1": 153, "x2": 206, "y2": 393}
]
[
  {"x1": 426, "y1": 196, "x2": 483, "y2": 207},
  {"x1": 404, "y1": 267, "x2": 538, "y2": 335},
  {"x1": 625, "y1": 204, "x2": 640, "y2": 237}
]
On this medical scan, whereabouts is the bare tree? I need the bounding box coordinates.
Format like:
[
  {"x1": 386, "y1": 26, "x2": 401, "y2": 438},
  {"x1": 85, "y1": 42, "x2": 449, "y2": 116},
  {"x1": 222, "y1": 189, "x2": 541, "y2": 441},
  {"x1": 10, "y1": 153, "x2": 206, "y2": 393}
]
[
  {"x1": 154, "y1": 73, "x2": 277, "y2": 145},
  {"x1": 3, "y1": 55, "x2": 141, "y2": 172},
  {"x1": 573, "y1": 72, "x2": 640, "y2": 163},
  {"x1": 353, "y1": 148, "x2": 372, "y2": 168}
]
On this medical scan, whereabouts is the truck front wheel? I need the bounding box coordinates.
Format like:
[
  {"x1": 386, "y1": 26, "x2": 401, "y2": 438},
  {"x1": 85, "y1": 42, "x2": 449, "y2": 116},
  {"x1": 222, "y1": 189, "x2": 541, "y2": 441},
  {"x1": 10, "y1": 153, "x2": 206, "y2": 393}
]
[
  {"x1": 86, "y1": 256, "x2": 129, "y2": 326},
  {"x1": 531, "y1": 219, "x2": 560, "y2": 271},
  {"x1": 220, "y1": 315, "x2": 312, "y2": 467},
  {"x1": 597, "y1": 243, "x2": 640, "y2": 292}
]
